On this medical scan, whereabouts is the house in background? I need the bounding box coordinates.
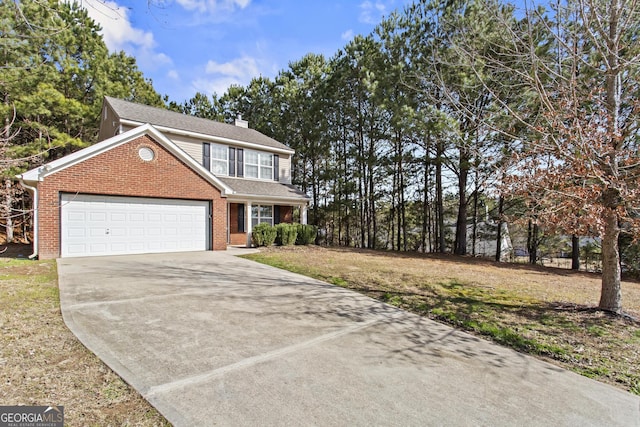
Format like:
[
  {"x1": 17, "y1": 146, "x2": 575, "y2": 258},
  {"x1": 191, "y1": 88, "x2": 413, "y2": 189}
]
[{"x1": 18, "y1": 97, "x2": 309, "y2": 259}]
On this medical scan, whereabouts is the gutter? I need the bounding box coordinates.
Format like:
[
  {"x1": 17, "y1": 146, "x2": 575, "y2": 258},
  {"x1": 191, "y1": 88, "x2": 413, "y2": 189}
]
[
  {"x1": 227, "y1": 194, "x2": 311, "y2": 204},
  {"x1": 17, "y1": 176, "x2": 38, "y2": 260}
]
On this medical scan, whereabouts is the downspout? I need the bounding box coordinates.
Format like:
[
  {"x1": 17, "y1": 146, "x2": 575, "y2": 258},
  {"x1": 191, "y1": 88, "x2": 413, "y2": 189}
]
[{"x1": 18, "y1": 177, "x2": 38, "y2": 259}]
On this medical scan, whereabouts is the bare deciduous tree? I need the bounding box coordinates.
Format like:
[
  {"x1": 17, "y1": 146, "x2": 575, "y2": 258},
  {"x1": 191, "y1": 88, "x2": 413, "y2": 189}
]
[{"x1": 457, "y1": 0, "x2": 640, "y2": 313}]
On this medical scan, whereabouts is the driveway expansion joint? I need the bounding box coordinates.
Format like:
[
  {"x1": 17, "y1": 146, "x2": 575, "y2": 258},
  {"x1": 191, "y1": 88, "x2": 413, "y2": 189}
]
[{"x1": 144, "y1": 317, "x2": 381, "y2": 398}]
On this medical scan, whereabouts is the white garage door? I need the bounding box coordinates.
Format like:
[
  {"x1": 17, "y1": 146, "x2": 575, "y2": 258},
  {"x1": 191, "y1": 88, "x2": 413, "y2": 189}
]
[{"x1": 61, "y1": 194, "x2": 209, "y2": 258}]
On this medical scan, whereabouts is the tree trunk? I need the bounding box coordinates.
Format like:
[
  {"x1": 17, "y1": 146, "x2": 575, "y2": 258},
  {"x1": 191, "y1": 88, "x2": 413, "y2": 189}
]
[
  {"x1": 598, "y1": 0, "x2": 622, "y2": 314},
  {"x1": 454, "y1": 153, "x2": 469, "y2": 255},
  {"x1": 571, "y1": 234, "x2": 580, "y2": 270},
  {"x1": 495, "y1": 196, "x2": 504, "y2": 262},
  {"x1": 311, "y1": 158, "x2": 319, "y2": 226},
  {"x1": 435, "y1": 141, "x2": 445, "y2": 253},
  {"x1": 341, "y1": 134, "x2": 349, "y2": 246},
  {"x1": 390, "y1": 185, "x2": 396, "y2": 251},
  {"x1": 394, "y1": 161, "x2": 401, "y2": 251},
  {"x1": 471, "y1": 190, "x2": 478, "y2": 257},
  {"x1": 367, "y1": 129, "x2": 376, "y2": 249},
  {"x1": 5, "y1": 179, "x2": 13, "y2": 244},
  {"x1": 422, "y1": 150, "x2": 430, "y2": 253},
  {"x1": 527, "y1": 220, "x2": 538, "y2": 265},
  {"x1": 400, "y1": 170, "x2": 407, "y2": 252},
  {"x1": 599, "y1": 208, "x2": 622, "y2": 313}
]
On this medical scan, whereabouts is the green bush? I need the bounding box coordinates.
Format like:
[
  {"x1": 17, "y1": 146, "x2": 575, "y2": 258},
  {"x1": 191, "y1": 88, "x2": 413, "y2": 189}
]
[
  {"x1": 252, "y1": 223, "x2": 277, "y2": 247},
  {"x1": 275, "y1": 223, "x2": 298, "y2": 246},
  {"x1": 295, "y1": 224, "x2": 317, "y2": 245}
]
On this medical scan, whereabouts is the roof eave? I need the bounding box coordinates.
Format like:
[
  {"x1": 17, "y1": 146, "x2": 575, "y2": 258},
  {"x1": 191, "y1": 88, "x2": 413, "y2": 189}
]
[
  {"x1": 119, "y1": 119, "x2": 295, "y2": 155},
  {"x1": 227, "y1": 193, "x2": 310, "y2": 204}
]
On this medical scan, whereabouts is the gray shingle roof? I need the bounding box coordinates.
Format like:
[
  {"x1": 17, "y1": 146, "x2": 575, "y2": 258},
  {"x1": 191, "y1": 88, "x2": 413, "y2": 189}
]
[
  {"x1": 105, "y1": 97, "x2": 292, "y2": 152},
  {"x1": 219, "y1": 177, "x2": 310, "y2": 201}
]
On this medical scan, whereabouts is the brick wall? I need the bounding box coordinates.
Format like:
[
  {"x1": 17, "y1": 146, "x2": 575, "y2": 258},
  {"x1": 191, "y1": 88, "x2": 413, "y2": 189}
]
[
  {"x1": 228, "y1": 203, "x2": 246, "y2": 246},
  {"x1": 36, "y1": 135, "x2": 227, "y2": 259}
]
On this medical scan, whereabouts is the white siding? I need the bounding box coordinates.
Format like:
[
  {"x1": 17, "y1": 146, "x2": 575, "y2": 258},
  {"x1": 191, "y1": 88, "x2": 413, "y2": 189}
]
[
  {"x1": 279, "y1": 154, "x2": 292, "y2": 184},
  {"x1": 169, "y1": 134, "x2": 204, "y2": 163},
  {"x1": 164, "y1": 131, "x2": 293, "y2": 182},
  {"x1": 98, "y1": 106, "x2": 120, "y2": 142}
]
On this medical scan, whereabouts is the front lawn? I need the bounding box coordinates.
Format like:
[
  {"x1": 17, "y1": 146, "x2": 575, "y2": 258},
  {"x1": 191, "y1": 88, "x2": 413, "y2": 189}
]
[{"x1": 243, "y1": 246, "x2": 640, "y2": 395}]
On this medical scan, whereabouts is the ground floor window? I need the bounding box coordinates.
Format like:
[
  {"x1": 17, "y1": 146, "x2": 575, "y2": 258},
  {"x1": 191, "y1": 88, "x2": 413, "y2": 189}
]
[{"x1": 251, "y1": 205, "x2": 273, "y2": 227}]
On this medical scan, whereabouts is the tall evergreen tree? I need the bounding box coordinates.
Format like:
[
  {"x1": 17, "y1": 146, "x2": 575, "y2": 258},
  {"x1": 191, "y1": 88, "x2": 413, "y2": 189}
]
[{"x1": 0, "y1": 0, "x2": 162, "y2": 241}]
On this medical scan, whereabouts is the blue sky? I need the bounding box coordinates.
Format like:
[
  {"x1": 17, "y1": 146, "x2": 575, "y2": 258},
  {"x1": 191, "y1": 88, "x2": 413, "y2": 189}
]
[{"x1": 79, "y1": 0, "x2": 412, "y2": 103}]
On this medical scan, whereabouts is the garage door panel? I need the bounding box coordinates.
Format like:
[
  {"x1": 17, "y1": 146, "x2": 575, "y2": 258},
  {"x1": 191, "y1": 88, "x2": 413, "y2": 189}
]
[
  {"x1": 148, "y1": 213, "x2": 162, "y2": 222},
  {"x1": 180, "y1": 228, "x2": 195, "y2": 236},
  {"x1": 61, "y1": 194, "x2": 209, "y2": 258},
  {"x1": 68, "y1": 212, "x2": 85, "y2": 221},
  {"x1": 148, "y1": 241, "x2": 163, "y2": 250},
  {"x1": 148, "y1": 227, "x2": 162, "y2": 237},
  {"x1": 67, "y1": 227, "x2": 85, "y2": 238},
  {"x1": 110, "y1": 212, "x2": 126, "y2": 222},
  {"x1": 89, "y1": 228, "x2": 106, "y2": 237},
  {"x1": 67, "y1": 244, "x2": 87, "y2": 255},
  {"x1": 164, "y1": 241, "x2": 178, "y2": 250},
  {"x1": 110, "y1": 227, "x2": 127, "y2": 237},
  {"x1": 90, "y1": 212, "x2": 107, "y2": 221},
  {"x1": 110, "y1": 242, "x2": 127, "y2": 252},
  {"x1": 89, "y1": 243, "x2": 107, "y2": 253}
]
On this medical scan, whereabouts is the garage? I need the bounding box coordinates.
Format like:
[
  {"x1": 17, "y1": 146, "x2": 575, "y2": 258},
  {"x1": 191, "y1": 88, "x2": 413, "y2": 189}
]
[
  {"x1": 17, "y1": 125, "x2": 231, "y2": 259},
  {"x1": 61, "y1": 194, "x2": 210, "y2": 258}
]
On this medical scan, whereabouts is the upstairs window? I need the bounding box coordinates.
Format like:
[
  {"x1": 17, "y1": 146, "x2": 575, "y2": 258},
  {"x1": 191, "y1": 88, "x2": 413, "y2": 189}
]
[
  {"x1": 210, "y1": 144, "x2": 228, "y2": 175},
  {"x1": 245, "y1": 150, "x2": 273, "y2": 180}
]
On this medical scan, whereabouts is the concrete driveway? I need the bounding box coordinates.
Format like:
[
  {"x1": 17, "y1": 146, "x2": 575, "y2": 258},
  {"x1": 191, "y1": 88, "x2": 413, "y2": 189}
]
[{"x1": 57, "y1": 251, "x2": 640, "y2": 427}]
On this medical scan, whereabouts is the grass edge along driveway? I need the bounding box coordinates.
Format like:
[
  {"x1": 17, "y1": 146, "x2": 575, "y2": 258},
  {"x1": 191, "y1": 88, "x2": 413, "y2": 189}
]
[
  {"x1": 243, "y1": 246, "x2": 640, "y2": 396},
  {"x1": 0, "y1": 258, "x2": 169, "y2": 426}
]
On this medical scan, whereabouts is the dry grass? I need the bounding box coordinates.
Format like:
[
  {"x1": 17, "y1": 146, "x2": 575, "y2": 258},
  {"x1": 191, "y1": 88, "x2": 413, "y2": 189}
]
[
  {"x1": 0, "y1": 258, "x2": 169, "y2": 426},
  {"x1": 244, "y1": 245, "x2": 640, "y2": 395}
]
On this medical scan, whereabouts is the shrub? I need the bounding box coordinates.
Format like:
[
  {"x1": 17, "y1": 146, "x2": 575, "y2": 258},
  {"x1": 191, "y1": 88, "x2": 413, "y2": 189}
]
[
  {"x1": 275, "y1": 223, "x2": 298, "y2": 246},
  {"x1": 295, "y1": 224, "x2": 317, "y2": 245},
  {"x1": 252, "y1": 223, "x2": 277, "y2": 247}
]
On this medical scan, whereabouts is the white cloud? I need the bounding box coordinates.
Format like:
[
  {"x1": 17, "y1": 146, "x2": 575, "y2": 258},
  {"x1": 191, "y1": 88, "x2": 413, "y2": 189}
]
[
  {"x1": 77, "y1": 0, "x2": 172, "y2": 70},
  {"x1": 341, "y1": 29, "x2": 354, "y2": 41},
  {"x1": 176, "y1": 0, "x2": 251, "y2": 13},
  {"x1": 167, "y1": 70, "x2": 180, "y2": 80},
  {"x1": 359, "y1": 1, "x2": 388, "y2": 24},
  {"x1": 205, "y1": 56, "x2": 260, "y2": 80},
  {"x1": 192, "y1": 76, "x2": 242, "y2": 97},
  {"x1": 192, "y1": 55, "x2": 261, "y2": 96}
]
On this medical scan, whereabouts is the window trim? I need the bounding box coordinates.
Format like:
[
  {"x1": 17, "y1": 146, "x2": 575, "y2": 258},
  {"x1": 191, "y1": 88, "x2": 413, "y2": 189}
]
[
  {"x1": 251, "y1": 204, "x2": 274, "y2": 227},
  {"x1": 244, "y1": 149, "x2": 274, "y2": 181},
  {"x1": 210, "y1": 143, "x2": 229, "y2": 176}
]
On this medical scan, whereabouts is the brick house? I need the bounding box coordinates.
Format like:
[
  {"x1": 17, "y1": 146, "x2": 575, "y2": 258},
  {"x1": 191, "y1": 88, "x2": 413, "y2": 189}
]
[{"x1": 18, "y1": 97, "x2": 309, "y2": 259}]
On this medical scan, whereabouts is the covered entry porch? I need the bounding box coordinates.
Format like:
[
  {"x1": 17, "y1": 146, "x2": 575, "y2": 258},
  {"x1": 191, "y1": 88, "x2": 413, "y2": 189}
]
[
  {"x1": 218, "y1": 177, "x2": 311, "y2": 247},
  {"x1": 227, "y1": 201, "x2": 309, "y2": 247}
]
